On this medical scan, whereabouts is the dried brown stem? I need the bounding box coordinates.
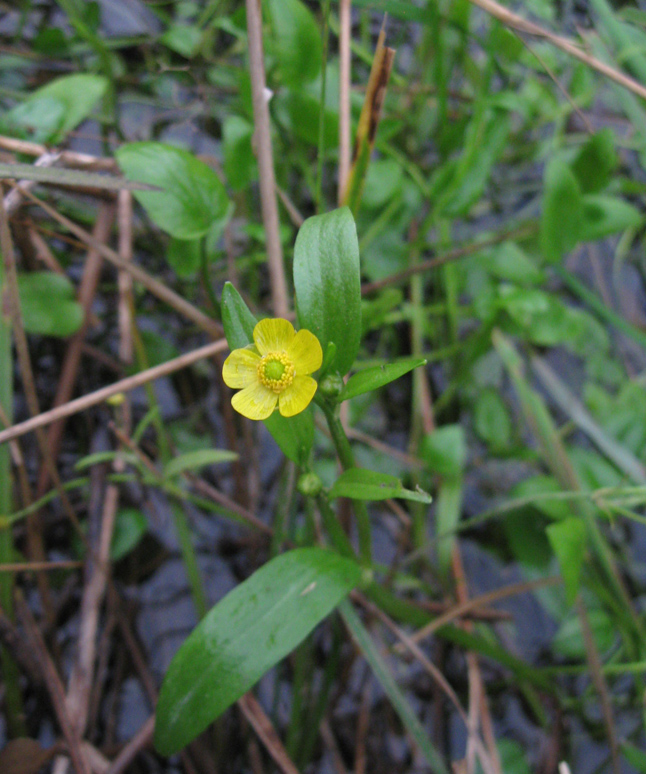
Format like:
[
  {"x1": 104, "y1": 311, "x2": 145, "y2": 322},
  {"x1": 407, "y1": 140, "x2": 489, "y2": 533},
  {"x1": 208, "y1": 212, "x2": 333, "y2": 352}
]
[
  {"x1": 9, "y1": 182, "x2": 223, "y2": 338},
  {"x1": 338, "y1": 0, "x2": 352, "y2": 201},
  {"x1": 16, "y1": 592, "x2": 92, "y2": 774},
  {"x1": 238, "y1": 693, "x2": 300, "y2": 774},
  {"x1": 36, "y1": 202, "x2": 115, "y2": 496},
  {"x1": 0, "y1": 337, "x2": 228, "y2": 446},
  {"x1": 245, "y1": 0, "x2": 289, "y2": 318}
]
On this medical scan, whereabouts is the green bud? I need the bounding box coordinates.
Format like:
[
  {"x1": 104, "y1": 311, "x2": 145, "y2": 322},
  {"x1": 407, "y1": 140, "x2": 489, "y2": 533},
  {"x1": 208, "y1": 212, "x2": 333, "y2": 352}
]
[
  {"x1": 297, "y1": 472, "x2": 324, "y2": 497},
  {"x1": 318, "y1": 372, "x2": 344, "y2": 399}
]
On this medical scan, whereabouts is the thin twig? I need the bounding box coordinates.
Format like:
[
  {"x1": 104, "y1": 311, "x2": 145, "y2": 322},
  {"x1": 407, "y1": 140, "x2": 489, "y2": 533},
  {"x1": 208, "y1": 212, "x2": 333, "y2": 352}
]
[
  {"x1": 16, "y1": 592, "x2": 92, "y2": 774},
  {"x1": 245, "y1": 0, "x2": 289, "y2": 317},
  {"x1": 338, "y1": 0, "x2": 352, "y2": 202},
  {"x1": 0, "y1": 337, "x2": 228, "y2": 446},
  {"x1": 8, "y1": 182, "x2": 223, "y2": 338},
  {"x1": 36, "y1": 202, "x2": 115, "y2": 496},
  {"x1": 238, "y1": 693, "x2": 300, "y2": 774}
]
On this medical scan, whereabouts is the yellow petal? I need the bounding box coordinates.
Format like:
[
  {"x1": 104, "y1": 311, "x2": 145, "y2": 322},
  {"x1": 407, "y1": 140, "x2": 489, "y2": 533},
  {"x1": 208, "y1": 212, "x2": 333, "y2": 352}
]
[
  {"x1": 222, "y1": 347, "x2": 260, "y2": 389},
  {"x1": 254, "y1": 318, "x2": 295, "y2": 356},
  {"x1": 231, "y1": 382, "x2": 277, "y2": 420},
  {"x1": 278, "y1": 375, "x2": 317, "y2": 417},
  {"x1": 286, "y1": 329, "x2": 323, "y2": 375}
]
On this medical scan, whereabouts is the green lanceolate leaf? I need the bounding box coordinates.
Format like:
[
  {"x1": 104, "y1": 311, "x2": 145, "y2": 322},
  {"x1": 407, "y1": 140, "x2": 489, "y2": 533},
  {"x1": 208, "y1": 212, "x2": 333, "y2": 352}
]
[
  {"x1": 220, "y1": 282, "x2": 314, "y2": 465},
  {"x1": 116, "y1": 142, "x2": 230, "y2": 240},
  {"x1": 163, "y1": 449, "x2": 239, "y2": 479},
  {"x1": 540, "y1": 158, "x2": 583, "y2": 264},
  {"x1": 546, "y1": 517, "x2": 587, "y2": 606},
  {"x1": 221, "y1": 282, "x2": 256, "y2": 349},
  {"x1": 328, "y1": 469, "x2": 432, "y2": 503},
  {"x1": 339, "y1": 358, "x2": 427, "y2": 402},
  {"x1": 154, "y1": 548, "x2": 363, "y2": 755},
  {"x1": 293, "y1": 208, "x2": 361, "y2": 376}
]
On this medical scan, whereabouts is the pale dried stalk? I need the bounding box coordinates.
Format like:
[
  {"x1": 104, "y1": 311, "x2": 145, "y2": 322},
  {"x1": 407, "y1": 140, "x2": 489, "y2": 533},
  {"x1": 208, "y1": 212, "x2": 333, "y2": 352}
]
[
  {"x1": 0, "y1": 337, "x2": 228, "y2": 446},
  {"x1": 238, "y1": 693, "x2": 300, "y2": 774},
  {"x1": 36, "y1": 202, "x2": 115, "y2": 496},
  {"x1": 338, "y1": 0, "x2": 352, "y2": 201},
  {"x1": 17, "y1": 593, "x2": 92, "y2": 774},
  {"x1": 245, "y1": 0, "x2": 289, "y2": 317}
]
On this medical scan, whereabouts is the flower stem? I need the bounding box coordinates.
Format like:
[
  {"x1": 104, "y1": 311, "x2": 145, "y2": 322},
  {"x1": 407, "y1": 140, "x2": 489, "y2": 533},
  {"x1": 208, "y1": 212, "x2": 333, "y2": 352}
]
[{"x1": 321, "y1": 402, "x2": 372, "y2": 564}]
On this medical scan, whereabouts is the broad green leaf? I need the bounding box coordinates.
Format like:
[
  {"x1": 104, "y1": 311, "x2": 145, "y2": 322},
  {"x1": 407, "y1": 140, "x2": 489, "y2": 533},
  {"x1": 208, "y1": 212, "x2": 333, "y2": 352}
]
[
  {"x1": 579, "y1": 194, "x2": 642, "y2": 241},
  {"x1": 571, "y1": 129, "x2": 617, "y2": 193},
  {"x1": 546, "y1": 517, "x2": 586, "y2": 606},
  {"x1": 160, "y1": 24, "x2": 202, "y2": 58},
  {"x1": 540, "y1": 159, "x2": 582, "y2": 263},
  {"x1": 220, "y1": 282, "x2": 314, "y2": 465},
  {"x1": 264, "y1": 409, "x2": 315, "y2": 467},
  {"x1": 18, "y1": 272, "x2": 83, "y2": 337},
  {"x1": 420, "y1": 425, "x2": 466, "y2": 478},
  {"x1": 328, "y1": 469, "x2": 432, "y2": 503},
  {"x1": 164, "y1": 449, "x2": 238, "y2": 479},
  {"x1": 268, "y1": 0, "x2": 322, "y2": 86},
  {"x1": 497, "y1": 287, "x2": 579, "y2": 346},
  {"x1": 4, "y1": 73, "x2": 107, "y2": 144},
  {"x1": 154, "y1": 548, "x2": 362, "y2": 755},
  {"x1": 111, "y1": 508, "x2": 148, "y2": 562},
  {"x1": 339, "y1": 358, "x2": 426, "y2": 402},
  {"x1": 116, "y1": 142, "x2": 230, "y2": 240},
  {"x1": 293, "y1": 208, "x2": 361, "y2": 376}
]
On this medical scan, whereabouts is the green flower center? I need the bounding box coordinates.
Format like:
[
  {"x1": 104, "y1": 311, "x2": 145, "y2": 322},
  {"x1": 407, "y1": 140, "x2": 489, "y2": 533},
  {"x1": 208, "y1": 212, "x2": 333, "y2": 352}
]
[{"x1": 258, "y1": 352, "x2": 295, "y2": 393}]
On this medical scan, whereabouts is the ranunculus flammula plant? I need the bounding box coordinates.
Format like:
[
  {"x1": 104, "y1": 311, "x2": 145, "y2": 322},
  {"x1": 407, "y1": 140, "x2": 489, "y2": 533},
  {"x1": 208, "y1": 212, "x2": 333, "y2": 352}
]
[{"x1": 222, "y1": 318, "x2": 323, "y2": 420}]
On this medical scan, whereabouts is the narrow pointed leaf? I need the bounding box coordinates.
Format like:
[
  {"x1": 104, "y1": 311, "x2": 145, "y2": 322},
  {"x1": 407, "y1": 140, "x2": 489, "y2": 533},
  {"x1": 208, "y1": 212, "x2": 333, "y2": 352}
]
[
  {"x1": 339, "y1": 358, "x2": 427, "y2": 402},
  {"x1": 328, "y1": 469, "x2": 431, "y2": 503}
]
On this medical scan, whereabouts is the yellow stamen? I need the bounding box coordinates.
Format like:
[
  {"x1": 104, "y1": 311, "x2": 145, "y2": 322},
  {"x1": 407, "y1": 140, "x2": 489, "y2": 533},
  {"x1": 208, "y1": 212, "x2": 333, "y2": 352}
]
[{"x1": 257, "y1": 351, "x2": 295, "y2": 393}]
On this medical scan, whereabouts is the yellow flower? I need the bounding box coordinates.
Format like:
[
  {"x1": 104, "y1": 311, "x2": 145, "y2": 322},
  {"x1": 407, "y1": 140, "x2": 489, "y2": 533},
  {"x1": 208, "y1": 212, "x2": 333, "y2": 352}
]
[{"x1": 222, "y1": 318, "x2": 323, "y2": 420}]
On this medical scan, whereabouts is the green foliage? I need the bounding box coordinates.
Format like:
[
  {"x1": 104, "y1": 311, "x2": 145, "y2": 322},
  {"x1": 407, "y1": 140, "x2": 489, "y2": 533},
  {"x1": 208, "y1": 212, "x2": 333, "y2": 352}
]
[
  {"x1": 540, "y1": 158, "x2": 582, "y2": 263},
  {"x1": 3, "y1": 73, "x2": 107, "y2": 143},
  {"x1": 111, "y1": 508, "x2": 148, "y2": 562},
  {"x1": 328, "y1": 469, "x2": 432, "y2": 503},
  {"x1": 339, "y1": 357, "x2": 427, "y2": 402},
  {"x1": 18, "y1": 273, "x2": 84, "y2": 338},
  {"x1": 155, "y1": 548, "x2": 362, "y2": 754},
  {"x1": 116, "y1": 143, "x2": 230, "y2": 240},
  {"x1": 293, "y1": 208, "x2": 362, "y2": 376},
  {"x1": 267, "y1": 0, "x2": 322, "y2": 86}
]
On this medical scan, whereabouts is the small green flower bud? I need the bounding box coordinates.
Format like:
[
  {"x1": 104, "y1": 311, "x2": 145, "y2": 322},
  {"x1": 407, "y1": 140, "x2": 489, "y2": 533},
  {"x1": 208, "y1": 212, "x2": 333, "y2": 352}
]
[
  {"x1": 318, "y1": 372, "x2": 344, "y2": 399},
  {"x1": 297, "y1": 472, "x2": 324, "y2": 497}
]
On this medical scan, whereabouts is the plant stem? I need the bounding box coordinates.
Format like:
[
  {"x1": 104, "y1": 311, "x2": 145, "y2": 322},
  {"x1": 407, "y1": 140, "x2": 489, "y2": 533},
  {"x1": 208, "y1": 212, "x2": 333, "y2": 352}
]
[
  {"x1": 320, "y1": 402, "x2": 372, "y2": 563},
  {"x1": 316, "y1": 0, "x2": 332, "y2": 213}
]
